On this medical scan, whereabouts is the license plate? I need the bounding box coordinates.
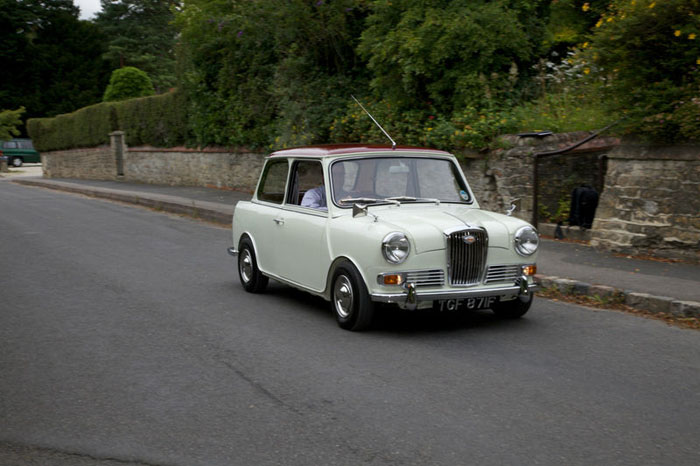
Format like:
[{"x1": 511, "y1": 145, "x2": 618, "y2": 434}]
[{"x1": 434, "y1": 296, "x2": 497, "y2": 312}]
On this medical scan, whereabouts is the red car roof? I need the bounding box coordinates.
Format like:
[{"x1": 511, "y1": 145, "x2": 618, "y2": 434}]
[{"x1": 269, "y1": 144, "x2": 452, "y2": 157}]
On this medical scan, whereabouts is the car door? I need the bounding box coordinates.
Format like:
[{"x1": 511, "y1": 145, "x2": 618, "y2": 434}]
[
  {"x1": 273, "y1": 159, "x2": 330, "y2": 292},
  {"x1": 251, "y1": 158, "x2": 290, "y2": 275}
]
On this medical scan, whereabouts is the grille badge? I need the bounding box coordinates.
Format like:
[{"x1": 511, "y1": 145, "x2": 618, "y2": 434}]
[{"x1": 463, "y1": 235, "x2": 477, "y2": 244}]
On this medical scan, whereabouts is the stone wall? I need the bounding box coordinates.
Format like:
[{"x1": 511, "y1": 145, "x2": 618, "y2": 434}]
[
  {"x1": 590, "y1": 144, "x2": 700, "y2": 262},
  {"x1": 41, "y1": 146, "x2": 115, "y2": 180},
  {"x1": 41, "y1": 144, "x2": 264, "y2": 193},
  {"x1": 125, "y1": 148, "x2": 264, "y2": 192},
  {"x1": 461, "y1": 131, "x2": 618, "y2": 224}
]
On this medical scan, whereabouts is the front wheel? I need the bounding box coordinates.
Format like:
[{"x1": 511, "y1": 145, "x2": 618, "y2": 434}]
[
  {"x1": 238, "y1": 238, "x2": 268, "y2": 293},
  {"x1": 11, "y1": 157, "x2": 22, "y2": 167},
  {"x1": 331, "y1": 262, "x2": 374, "y2": 331},
  {"x1": 491, "y1": 294, "x2": 533, "y2": 319}
]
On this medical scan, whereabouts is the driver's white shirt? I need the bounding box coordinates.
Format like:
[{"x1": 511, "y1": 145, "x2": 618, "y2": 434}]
[{"x1": 301, "y1": 185, "x2": 327, "y2": 210}]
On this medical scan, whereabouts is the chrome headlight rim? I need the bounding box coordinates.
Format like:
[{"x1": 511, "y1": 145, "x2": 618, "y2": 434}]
[
  {"x1": 382, "y1": 232, "x2": 411, "y2": 264},
  {"x1": 514, "y1": 226, "x2": 539, "y2": 256}
]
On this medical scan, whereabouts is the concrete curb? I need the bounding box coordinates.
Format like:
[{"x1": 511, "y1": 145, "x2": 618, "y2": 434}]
[
  {"x1": 12, "y1": 178, "x2": 234, "y2": 225},
  {"x1": 535, "y1": 274, "x2": 700, "y2": 319}
]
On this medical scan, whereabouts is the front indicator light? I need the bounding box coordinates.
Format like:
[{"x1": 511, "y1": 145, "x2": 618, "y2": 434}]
[
  {"x1": 522, "y1": 265, "x2": 537, "y2": 276},
  {"x1": 383, "y1": 274, "x2": 404, "y2": 285}
]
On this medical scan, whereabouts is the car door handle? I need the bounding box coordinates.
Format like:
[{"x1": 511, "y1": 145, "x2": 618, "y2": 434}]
[{"x1": 273, "y1": 218, "x2": 285, "y2": 225}]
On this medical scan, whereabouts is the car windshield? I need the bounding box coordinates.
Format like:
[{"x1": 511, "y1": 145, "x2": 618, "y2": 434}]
[{"x1": 331, "y1": 157, "x2": 472, "y2": 207}]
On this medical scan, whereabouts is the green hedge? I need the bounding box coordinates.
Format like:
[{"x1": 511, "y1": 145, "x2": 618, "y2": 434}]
[{"x1": 27, "y1": 91, "x2": 187, "y2": 151}]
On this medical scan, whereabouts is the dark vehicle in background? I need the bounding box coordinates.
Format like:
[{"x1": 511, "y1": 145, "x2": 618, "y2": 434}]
[{"x1": 0, "y1": 139, "x2": 40, "y2": 167}]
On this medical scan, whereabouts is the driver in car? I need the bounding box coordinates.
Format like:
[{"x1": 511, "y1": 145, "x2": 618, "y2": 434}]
[{"x1": 301, "y1": 163, "x2": 347, "y2": 209}]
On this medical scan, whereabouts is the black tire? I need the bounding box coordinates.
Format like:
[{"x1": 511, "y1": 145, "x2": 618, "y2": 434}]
[
  {"x1": 331, "y1": 261, "x2": 375, "y2": 331},
  {"x1": 491, "y1": 294, "x2": 533, "y2": 319},
  {"x1": 11, "y1": 157, "x2": 22, "y2": 168},
  {"x1": 238, "y1": 237, "x2": 268, "y2": 293}
]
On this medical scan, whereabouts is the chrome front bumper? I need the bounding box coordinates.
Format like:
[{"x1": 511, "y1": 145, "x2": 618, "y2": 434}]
[
  {"x1": 227, "y1": 247, "x2": 238, "y2": 257},
  {"x1": 371, "y1": 282, "x2": 538, "y2": 304}
]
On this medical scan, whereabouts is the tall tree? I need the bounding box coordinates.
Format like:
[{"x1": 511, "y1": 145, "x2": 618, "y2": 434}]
[
  {"x1": 359, "y1": 0, "x2": 551, "y2": 114},
  {"x1": 95, "y1": 0, "x2": 179, "y2": 92},
  {"x1": 0, "y1": 0, "x2": 110, "y2": 123}
]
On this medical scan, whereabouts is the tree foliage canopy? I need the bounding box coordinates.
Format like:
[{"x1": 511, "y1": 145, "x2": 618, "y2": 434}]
[
  {"x1": 18, "y1": 0, "x2": 700, "y2": 150},
  {"x1": 0, "y1": 0, "x2": 110, "y2": 125},
  {"x1": 359, "y1": 0, "x2": 550, "y2": 114},
  {"x1": 0, "y1": 107, "x2": 26, "y2": 141},
  {"x1": 95, "y1": 0, "x2": 179, "y2": 92},
  {"x1": 581, "y1": 0, "x2": 700, "y2": 141},
  {"x1": 176, "y1": 0, "x2": 368, "y2": 148}
]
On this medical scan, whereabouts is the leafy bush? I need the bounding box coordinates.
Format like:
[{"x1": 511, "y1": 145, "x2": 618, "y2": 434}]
[
  {"x1": 27, "y1": 102, "x2": 117, "y2": 151},
  {"x1": 115, "y1": 91, "x2": 187, "y2": 147},
  {"x1": 580, "y1": 0, "x2": 700, "y2": 141},
  {"x1": 0, "y1": 107, "x2": 25, "y2": 141},
  {"x1": 511, "y1": 51, "x2": 618, "y2": 133},
  {"x1": 103, "y1": 66, "x2": 156, "y2": 102},
  {"x1": 27, "y1": 91, "x2": 187, "y2": 151},
  {"x1": 327, "y1": 99, "x2": 516, "y2": 152}
]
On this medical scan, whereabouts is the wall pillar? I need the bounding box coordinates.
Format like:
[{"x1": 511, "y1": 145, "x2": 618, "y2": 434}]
[{"x1": 110, "y1": 131, "x2": 126, "y2": 177}]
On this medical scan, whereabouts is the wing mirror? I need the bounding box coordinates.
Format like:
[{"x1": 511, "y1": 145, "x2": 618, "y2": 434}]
[
  {"x1": 506, "y1": 198, "x2": 521, "y2": 216},
  {"x1": 352, "y1": 203, "x2": 367, "y2": 218},
  {"x1": 352, "y1": 203, "x2": 378, "y2": 222}
]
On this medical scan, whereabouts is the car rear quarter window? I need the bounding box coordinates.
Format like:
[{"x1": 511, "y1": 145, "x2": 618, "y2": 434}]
[{"x1": 258, "y1": 159, "x2": 289, "y2": 204}]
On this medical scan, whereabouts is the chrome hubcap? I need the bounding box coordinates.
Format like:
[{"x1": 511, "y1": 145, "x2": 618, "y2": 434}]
[
  {"x1": 239, "y1": 249, "x2": 253, "y2": 283},
  {"x1": 333, "y1": 275, "x2": 354, "y2": 319}
]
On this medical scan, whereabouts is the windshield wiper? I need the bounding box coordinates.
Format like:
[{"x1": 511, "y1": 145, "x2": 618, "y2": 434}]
[
  {"x1": 385, "y1": 196, "x2": 441, "y2": 205},
  {"x1": 339, "y1": 197, "x2": 402, "y2": 207},
  {"x1": 339, "y1": 197, "x2": 381, "y2": 205}
]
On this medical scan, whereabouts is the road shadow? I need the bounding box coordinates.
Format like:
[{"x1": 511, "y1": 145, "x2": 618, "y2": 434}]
[{"x1": 256, "y1": 281, "x2": 534, "y2": 336}]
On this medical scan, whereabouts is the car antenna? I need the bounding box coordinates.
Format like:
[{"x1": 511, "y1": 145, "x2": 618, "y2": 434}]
[{"x1": 351, "y1": 95, "x2": 396, "y2": 150}]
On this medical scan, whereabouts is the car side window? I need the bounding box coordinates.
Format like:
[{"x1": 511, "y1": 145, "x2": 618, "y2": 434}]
[
  {"x1": 289, "y1": 160, "x2": 325, "y2": 208},
  {"x1": 257, "y1": 159, "x2": 289, "y2": 204}
]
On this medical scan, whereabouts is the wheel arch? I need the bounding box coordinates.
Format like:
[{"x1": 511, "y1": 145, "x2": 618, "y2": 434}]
[
  {"x1": 237, "y1": 232, "x2": 265, "y2": 270},
  {"x1": 322, "y1": 256, "x2": 370, "y2": 301}
]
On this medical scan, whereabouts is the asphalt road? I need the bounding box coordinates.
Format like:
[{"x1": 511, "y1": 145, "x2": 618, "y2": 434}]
[{"x1": 1, "y1": 181, "x2": 699, "y2": 466}]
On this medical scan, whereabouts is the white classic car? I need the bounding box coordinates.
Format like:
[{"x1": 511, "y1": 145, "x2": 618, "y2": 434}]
[{"x1": 229, "y1": 145, "x2": 539, "y2": 331}]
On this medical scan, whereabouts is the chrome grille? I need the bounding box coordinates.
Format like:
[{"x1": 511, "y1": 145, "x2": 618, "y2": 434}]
[
  {"x1": 447, "y1": 229, "x2": 488, "y2": 286},
  {"x1": 405, "y1": 269, "x2": 445, "y2": 287},
  {"x1": 485, "y1": 264, "x2": 521, "y2": 284}
]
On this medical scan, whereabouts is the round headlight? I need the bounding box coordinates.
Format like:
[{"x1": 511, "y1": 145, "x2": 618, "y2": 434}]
[
  {"x1": 514, "y1": 226, "x2": 539, "y2": 256},
  {"x1": 382, "y1": 232, "x2": 410, "y2": 264}
]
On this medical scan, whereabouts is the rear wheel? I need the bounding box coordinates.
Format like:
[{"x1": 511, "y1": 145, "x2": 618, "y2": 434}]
[
  {"x1": 331, "y1": 262, "x2": 374, "y2": 331},
  {"x1": 491, "y1": 294, "x2": 533, "y2": 319},
  {"x1": 11, "y1": 157, "x2": 22, "y2": 167},
  {"x1": 238, "y1": 237, "x2": 268, "y2": 293}
]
